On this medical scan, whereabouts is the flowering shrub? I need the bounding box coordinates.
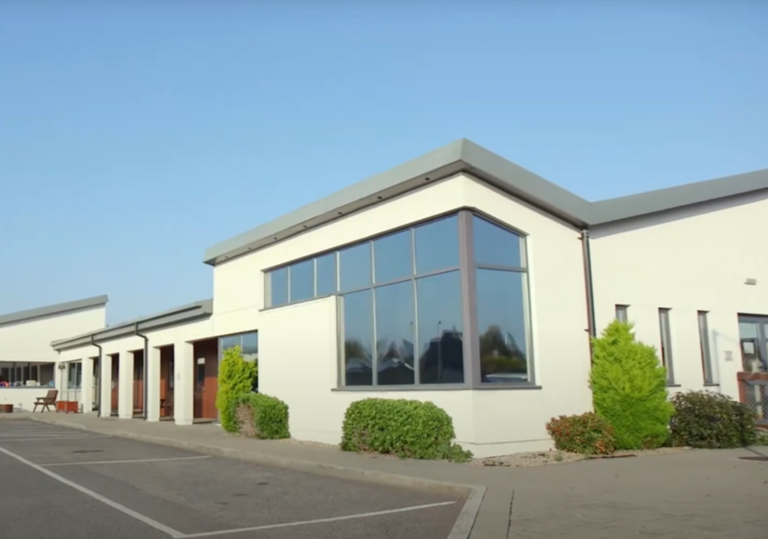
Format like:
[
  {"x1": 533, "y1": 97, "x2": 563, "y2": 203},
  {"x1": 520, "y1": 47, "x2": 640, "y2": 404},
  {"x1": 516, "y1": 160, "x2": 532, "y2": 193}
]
[{"x1": 546, "y1": 412, "x2": 617, "y2": 455}]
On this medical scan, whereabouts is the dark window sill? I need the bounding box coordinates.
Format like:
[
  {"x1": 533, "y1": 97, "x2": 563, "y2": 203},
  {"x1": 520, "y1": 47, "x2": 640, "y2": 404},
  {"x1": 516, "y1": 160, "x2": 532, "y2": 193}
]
[
  {"x1": 473, "y1": 384, "x2": 542, "y2": 391},
  {"x1": 666, "y1": 383, "x2": 682, "y2": 388},
  {"x1": 703, "y1": 383, "x2": 720, "y2": 387}
]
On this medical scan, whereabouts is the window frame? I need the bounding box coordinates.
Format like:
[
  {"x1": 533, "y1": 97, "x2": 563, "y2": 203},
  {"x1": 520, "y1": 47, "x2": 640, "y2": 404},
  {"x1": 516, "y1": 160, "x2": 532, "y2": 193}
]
[
  {"x1": 697, "y1": 311, "x2": 717, "y2": 385},
  {"x1": 265, "y1": 208, "x2": 538, "y2": 391},
  {"x1": 658, "y1": 308, "x2": 676, "y2": 386},
  {"x1": 615, "y1": 305, "x2": 629, "y2": 323}
]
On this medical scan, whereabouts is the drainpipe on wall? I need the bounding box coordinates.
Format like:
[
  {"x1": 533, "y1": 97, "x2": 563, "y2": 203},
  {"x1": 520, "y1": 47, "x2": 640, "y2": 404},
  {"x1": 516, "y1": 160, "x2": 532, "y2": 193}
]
[
  {"x1": 134, "y1": 323, "x2": 149, "y2": 421},
  {"x1": 580, "y1": 229, "x2": 597, "y2": 363},
  {"x1": 90, "y1": 335, "x2": 103, "y2": 417}
]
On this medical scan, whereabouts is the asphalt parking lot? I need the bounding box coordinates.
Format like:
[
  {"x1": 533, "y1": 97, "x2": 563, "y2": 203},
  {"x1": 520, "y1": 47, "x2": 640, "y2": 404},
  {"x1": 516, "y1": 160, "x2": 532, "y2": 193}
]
[{"x1": 0, "y1": 420, "x2": 464, "y2": 539}]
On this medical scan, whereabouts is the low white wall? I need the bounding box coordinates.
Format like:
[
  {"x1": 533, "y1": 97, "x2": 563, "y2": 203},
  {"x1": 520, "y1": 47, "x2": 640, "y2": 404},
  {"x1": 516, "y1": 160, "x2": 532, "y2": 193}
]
[
  {"x1": 0, "y1": 387, "x2": 54, "y2": 412},
  {"x1": 259, "y1": 296, "x2": 578, "y2": 457}
]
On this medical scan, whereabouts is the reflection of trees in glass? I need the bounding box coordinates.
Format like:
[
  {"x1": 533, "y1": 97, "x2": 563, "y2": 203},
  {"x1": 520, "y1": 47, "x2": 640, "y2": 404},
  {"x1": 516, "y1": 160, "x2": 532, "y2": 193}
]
[
  {"x1": 479, "y1": 325, "x2": 527, "y2": 380},
  {"x1": 420, "y1": 327, "x2": 464, "y2": 384},
  {"x1": 377, "y1": 337, "x2": 415, "y2": 385},
  {"x1": 344, "y1": 339, "x2": 372, "y2": 385}
]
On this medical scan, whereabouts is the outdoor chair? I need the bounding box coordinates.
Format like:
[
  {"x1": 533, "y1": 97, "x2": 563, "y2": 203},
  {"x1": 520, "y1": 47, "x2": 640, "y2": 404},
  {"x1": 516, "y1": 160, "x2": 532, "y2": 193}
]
[{"x1": 33, "y1": 389, "x2": 58, "y2": 413}]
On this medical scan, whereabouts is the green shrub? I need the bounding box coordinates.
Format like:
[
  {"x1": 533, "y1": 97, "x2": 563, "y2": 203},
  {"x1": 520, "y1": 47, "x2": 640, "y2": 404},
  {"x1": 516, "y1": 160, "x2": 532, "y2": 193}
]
[
  {"x1": 340, "y1": 398, "x2": 472, "y2": 462},
  {"x1": 546, "y1": 412, "x2": 616, "y2": 455},
  {"x1": 590, "y1": 321, "x2": 674, "y2": 450},
  {"x1": 670, "y1": 391, "x2": 758, "y2": 448},
  {"x1": 216, "y1": 345, "x2": 258, "y2": 433},
  {"x1": 232, "y1": 392, "x2": 290, "y2": 439}
]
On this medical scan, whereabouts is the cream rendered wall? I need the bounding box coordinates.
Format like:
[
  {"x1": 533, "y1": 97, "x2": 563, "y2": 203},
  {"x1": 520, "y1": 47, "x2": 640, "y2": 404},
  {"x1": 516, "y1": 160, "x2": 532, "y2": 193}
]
[
  {"x1": 590, "y1": 190, "x2": 768, "y2": 400},
  {"x1": 55, "y1": 318, "x2": 214, "y2": 419},
  {"x1": 0, "y1": 306, "x2": 106, "y2": 364},
  {"x1": 214, "y1": 174, "x2": 593, "y2": 457}
]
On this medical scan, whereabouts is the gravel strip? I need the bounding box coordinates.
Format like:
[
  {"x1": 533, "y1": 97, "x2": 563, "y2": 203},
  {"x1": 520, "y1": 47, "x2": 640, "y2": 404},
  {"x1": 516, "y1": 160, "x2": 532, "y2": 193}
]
[{"x1": 470, "y1": 446, "x2": 692, "y2": 468}]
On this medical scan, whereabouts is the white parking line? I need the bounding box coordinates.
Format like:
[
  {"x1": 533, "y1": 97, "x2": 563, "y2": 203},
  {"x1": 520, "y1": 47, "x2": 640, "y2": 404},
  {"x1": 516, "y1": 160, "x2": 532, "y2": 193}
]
[
  {"x1": 0, "y1": 445, "x2": 185, "y2": 538},
  {"x1": 0, "y1": 435, "x2": 110, "y2": 442},
  {"x1": 42, "y1": 455, "x2": 212, "y2": 467},
  {"x1": 178, "y1": 501, "x2": 458, "y2": 538}
]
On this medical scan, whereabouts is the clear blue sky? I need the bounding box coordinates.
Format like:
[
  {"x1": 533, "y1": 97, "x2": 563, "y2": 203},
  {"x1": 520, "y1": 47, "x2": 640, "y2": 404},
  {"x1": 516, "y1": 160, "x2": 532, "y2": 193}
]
[{"x1": 1, "y1": 1, "x2": 766, "y2": 324}]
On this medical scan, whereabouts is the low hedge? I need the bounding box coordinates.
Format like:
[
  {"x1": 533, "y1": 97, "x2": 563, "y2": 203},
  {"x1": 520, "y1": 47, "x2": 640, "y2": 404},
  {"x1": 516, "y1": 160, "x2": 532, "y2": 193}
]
[
  {"x1": 232, "y1": 392, "x2": 290, "y2": 440},
  {"x1": 340, "y1": 398, "x2": 472, "y2": 462},
  {"x1": 670, "y1": 390, "x2": 757, "y2": 449},
  {"x1": 546, "y1": 412, "x2": 617, "y2": 455}
]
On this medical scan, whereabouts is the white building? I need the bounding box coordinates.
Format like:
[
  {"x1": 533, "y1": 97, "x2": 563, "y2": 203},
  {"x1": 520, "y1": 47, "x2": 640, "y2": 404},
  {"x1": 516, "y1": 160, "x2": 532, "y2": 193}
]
[
  {"x1": 34, "y1": 139, "x2": 768, "y2": 456},
  {"x1": 0, "y1": 295, "x2": 107, "y2": 412}
]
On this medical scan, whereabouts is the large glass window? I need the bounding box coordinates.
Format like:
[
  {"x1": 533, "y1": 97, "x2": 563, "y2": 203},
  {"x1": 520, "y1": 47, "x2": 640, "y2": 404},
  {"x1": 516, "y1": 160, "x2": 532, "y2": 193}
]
[
  {"x1": 418, "y1": 271, "x2": 464, "y2": 384},
  {"x1": 289, "y1": 259, "x2": 314, "y2": 302},
  {"x1": 341, "y1": 290, "x2": 374, "y2": 385},
  {"x1": 315, "y1": 253, "x2": 337, "y2": 296},
  {"x1": 266, "y1": 210, "x2": 534, "y2": 388},
  {"x1": 473, "y1": 215, "x2": 530, "y2": 384},
  {"x1": 414, "y1": 215, "x2": 460, "y2": 274},
  {"x1": 373, "y1": 230, "x2": 413, "y2": 284},
  {"x1": 339, "y1": 243, "x2": 371, "y2": 292},
  {"x1": 220, "y1": 331, "x2": 259, "y2": 363},
  {"x1": 375, "y1": 281, "x2": 415, "y2": 385}
]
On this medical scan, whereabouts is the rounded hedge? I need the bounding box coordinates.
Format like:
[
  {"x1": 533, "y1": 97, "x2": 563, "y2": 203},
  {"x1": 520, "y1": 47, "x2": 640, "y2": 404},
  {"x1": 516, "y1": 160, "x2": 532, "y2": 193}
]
[
  {"x1": 546, "y1": 412, "x2": 617, "y2": 455},
  {"x1": 340, "y1": 398, "x2": 471, "y2": 462},
  {"x1": 232, "y1": 392, "x2": 290, "y2": 440},
  {"x1": 670, "y1": 390, "x2": 757, "y2": 449}
]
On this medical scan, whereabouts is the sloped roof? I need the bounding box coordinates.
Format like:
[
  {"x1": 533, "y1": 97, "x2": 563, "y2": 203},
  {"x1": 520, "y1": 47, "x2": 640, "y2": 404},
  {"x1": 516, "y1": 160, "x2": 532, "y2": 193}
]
[
  {"x1": 51, "y1": 299, "x2": 212, "y2": 350},
  {"x1": 0, "y1": 295, "x2": 108, "y2": 327},
  {"x1": 204, "y1": 139, "x2": 768, "y2": 266}
]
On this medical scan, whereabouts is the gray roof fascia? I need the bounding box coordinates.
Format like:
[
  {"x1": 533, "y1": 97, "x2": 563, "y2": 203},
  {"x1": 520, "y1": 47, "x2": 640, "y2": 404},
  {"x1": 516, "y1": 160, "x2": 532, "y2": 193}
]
[
  {"x1": 202, "y1": 139, "x2": 596, "y2": 265},
  {"x1": 202, "y1": 138, "x2": 768, "y2": 265},
  {"x1": 458, "y1": 139, "x2": 593, "y2": 225},
  {"x1": 0, "y1": 295, "x2": 109, "y2": 327},
  {"x1": 591, "y1": 168, "x2": 768, "y2": 225},
  {"x1": 203, "y1": 140, "x2": 468, "y2": 265},
  {"x1": 51, "y1": 299, "x2": 213, "y2": 351}
]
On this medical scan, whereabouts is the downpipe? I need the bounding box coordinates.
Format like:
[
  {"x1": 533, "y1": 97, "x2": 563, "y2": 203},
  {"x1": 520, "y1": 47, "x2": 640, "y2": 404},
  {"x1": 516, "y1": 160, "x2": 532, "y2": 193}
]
[
  {"x1": 90, "y1": 335, "x2": 103, "y2": 417},
  {"x1": 580, "y1": 229, "x2": 597, "y2": 363}
]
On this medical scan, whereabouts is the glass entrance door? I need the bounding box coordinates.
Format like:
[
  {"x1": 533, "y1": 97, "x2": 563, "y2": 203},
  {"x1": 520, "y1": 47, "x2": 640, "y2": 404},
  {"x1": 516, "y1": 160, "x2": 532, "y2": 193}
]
[{"x1": 738, "y1": 315, "x2": 768, "y2": 373}]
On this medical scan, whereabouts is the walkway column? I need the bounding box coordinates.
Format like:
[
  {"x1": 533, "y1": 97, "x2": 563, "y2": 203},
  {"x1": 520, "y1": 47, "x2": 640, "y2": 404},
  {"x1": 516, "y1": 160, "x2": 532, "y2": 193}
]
[
  {"x1": 81, "y1": 358, "x2": 94, "y2": 414},
  {"x1": 174, "y1": 341, "x2": 194, "y2": 426},
  {"x1": 146, "y1": 346, "x2": 161, "y2": 422},
  {"x1": 118, "y1": 352, "x2": 134, "y2": 419},
  {"x1": 99, "y1": 354, "x2": 112, "y2": 417}
]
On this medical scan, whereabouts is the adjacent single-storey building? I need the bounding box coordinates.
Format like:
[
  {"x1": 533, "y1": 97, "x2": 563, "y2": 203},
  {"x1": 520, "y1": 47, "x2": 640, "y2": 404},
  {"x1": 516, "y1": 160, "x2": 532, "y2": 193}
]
[
  {"x1": 26, "y1": 139, "x2": 768, "y2": 456},
  {"x1": 0, "y1": 295, "x2": 107, "y2": 411}
]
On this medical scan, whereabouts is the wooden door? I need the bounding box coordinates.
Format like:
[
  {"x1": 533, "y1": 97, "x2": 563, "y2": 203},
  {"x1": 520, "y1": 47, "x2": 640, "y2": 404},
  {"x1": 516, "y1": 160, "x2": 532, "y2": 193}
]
[
  {"x1": 110, "y1": 360, "x2": 119, "y2": 415},
  {"x1": 202, "y1": 356, "x2": 218, "y2": 420},
  {"x1": 133, "y1": 355, "x2": 144, "y2": 414}
]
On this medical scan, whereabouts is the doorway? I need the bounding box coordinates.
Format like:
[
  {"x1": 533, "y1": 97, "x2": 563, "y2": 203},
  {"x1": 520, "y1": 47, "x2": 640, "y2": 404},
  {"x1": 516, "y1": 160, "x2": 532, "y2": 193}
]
[
  {"x1": 110, "y1": 357, "x2": 119, "y2": 416},
  {"x1": 133, "y1": 351, "x2": 144, "y2": 417},
  {"x1": 159, "y1": 346, "x2": 174, "y2": 419},
  {"x1": 738, "y1": 315, "x2": 768, "y2": 373},
  {"x1": 193, "y1": 339, "x2": 218, "y2": 421}
]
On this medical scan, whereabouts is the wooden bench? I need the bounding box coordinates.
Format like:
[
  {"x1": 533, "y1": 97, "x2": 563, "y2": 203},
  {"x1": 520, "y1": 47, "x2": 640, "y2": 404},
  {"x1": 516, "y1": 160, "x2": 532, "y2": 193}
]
[{"x1": 33, "y1": 389, "x2": 58, "y2": 413}]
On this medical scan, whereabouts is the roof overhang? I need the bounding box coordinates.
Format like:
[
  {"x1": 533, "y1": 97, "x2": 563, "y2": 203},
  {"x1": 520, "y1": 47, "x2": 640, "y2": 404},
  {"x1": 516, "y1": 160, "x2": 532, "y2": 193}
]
[
  {"x1": 0, "y1": 295, "x2": 108, "y2": 328},
  {"x1": 203, "y1": 138, "x2": 768, "y2": 266},
  {"x1": 51, "y1": 299, "x2": 212, "y2": 351}
]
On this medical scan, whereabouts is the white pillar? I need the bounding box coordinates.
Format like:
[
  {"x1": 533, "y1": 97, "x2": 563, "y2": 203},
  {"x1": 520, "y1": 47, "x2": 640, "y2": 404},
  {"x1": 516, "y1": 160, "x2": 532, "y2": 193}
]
[
  {"x1": 99, "y1": 354, "x2": 113, "y2": 417},
  {"x1": 81, "y1": 358, "x2": 94, "y2": 414},
  {"x1": 146, "y1": 347, "x2": 161, "y2": 422},
  {"x1": 174, "y1": 341, "x2": 194, "y2": 426},
  {"x1": 118, "y1": 352, "x2": 134, "y2": 419}
]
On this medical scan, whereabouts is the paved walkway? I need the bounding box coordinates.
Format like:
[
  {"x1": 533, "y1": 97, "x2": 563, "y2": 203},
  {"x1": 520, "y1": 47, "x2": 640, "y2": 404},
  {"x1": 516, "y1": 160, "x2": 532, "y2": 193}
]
[{"x1": 11, "y1": 413, "x2": 768, "y2": 539}]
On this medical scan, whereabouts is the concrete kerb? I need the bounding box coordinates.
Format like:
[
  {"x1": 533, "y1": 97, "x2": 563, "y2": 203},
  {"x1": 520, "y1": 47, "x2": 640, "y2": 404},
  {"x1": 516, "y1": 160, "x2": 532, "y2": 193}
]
[{"x1": 27, "y1": 416, "x2": 485, "y2": 539}]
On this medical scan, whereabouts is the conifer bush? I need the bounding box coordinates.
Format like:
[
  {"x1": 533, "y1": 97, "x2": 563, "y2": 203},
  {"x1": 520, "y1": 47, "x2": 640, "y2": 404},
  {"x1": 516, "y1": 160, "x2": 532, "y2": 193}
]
[
  {"x1": 590, "y1": 321, "x2": 674, "y2": 450},
  {"x1": 216, "y1": 345, "x2": 258, "y2": 433}
]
